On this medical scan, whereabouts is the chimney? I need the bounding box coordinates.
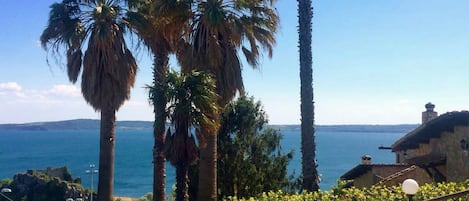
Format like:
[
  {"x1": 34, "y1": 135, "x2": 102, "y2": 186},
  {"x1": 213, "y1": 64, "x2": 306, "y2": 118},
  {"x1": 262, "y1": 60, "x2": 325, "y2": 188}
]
[
  {"x1": 422, "y1": 102, "x2": 438, "y2": 124},
  {"x1": 361, "y1": 154, "x2": 372, "y2": 165}
]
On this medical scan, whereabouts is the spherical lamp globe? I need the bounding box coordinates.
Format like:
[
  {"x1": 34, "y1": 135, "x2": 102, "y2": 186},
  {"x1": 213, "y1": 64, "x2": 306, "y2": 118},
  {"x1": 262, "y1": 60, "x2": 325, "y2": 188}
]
[{"x1": 402, "y1": 179, "x2": 419, "y2": 195}]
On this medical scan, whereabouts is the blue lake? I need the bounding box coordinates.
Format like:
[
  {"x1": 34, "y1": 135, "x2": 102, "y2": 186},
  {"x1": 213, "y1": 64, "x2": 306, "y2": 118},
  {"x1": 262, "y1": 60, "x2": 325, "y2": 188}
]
[{"x1": 0, "y1": 129, "x2": 405, "y2": 198}]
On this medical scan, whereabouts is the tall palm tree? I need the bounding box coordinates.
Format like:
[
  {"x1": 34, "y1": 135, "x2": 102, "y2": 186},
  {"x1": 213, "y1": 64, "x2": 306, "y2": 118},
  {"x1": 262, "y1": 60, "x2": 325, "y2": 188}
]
[
  {"x1": 297, "y1": 0, "x2": 319, "y2": 191},
  {"x1": 156, "y1": 70, "x2": 219, "y2": 201},
  {"x1": 126, "y1": 1, "x2": 191, "y2": 200},
  {"x1": 176, "y1": 1, "x2": 279, "y2": 200},
  {"x1": 40, "y1": 0, "x2": 138, "y2": 200}
]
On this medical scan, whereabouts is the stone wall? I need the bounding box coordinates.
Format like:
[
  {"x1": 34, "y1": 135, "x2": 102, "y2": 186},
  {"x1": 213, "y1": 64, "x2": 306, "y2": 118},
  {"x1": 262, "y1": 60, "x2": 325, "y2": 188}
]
[
  {"x1": 396, "y1": 125, "x2": 469, "y2": 183},
  {"x1": 377, "y1": 167, "x2": 433, "y2": 187},
  {"x1": 442, "y1": 126, "x2": 469, "y2": 182},
  {"x1": 36, "y1": 166, "x2": 73, "y2": 182},
  {"x1": 353, "y1": 171, "x2": 374, "y2": 188},
  {"x1": 352, "y1": 166, "x2": 433, "y2": 188},
  {"x1": 372, "y1": 166, "x2": 408, "y2": 181}
]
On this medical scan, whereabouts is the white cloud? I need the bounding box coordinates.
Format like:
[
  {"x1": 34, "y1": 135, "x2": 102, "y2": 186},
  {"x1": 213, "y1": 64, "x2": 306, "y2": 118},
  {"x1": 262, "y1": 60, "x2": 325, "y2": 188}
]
[
  {"x1": 0, "y1": 82, "x2": 26, "y2": 98},
  {"x1": 0, "y1": 82, "x2": 82, "y2": 103},
  {"x1": 0, "y1": 82, "x2": 154, "y2": 123},
  {"x1": 0, "y1": 82, "x2": 22, "y2": 91},
  {"x1": 0, "y1": 82, "x2": 89, "y2": 123},
  {"x1": 48, "y1": 84, "x2": 81, "y2": 97}
]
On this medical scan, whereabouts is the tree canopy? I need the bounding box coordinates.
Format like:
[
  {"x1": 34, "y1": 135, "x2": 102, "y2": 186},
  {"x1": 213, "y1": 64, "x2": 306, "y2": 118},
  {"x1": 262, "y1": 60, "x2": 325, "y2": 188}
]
[{"x1": 217, "y1": 96, "x2": 298, "y2": 199}]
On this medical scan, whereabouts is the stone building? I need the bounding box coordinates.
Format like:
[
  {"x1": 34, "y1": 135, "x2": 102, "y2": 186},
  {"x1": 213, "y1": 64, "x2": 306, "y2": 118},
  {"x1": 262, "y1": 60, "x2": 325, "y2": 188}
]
[
  {"x1": 340, "y1": 103, "x2": 469, "y2": 188},
  {"x1": 339, "y1": 155, "x2": 426, "y2": 188},
  {"x1": 392, "y1": 108, "x2": 469, "y2": 183}
]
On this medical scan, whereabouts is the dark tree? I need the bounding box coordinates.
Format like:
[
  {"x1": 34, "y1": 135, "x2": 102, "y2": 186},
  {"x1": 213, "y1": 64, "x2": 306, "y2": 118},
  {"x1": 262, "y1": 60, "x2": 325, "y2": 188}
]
[{"x1": 217, "y1": 96, "x2": 297, "y2": 199}]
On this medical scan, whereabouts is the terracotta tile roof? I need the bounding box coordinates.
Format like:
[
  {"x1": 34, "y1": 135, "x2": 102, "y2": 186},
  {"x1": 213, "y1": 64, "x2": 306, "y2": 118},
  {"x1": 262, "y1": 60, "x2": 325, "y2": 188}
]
[
  {"x1": 340, "y1": 164, "x2": 411, "y2": 180},
  {"x1": 392, "y1": 111, "x2": 469, "y2": 151},
  {"x1": 377, "y1": 165, "x2": 417, "y2": 186},
  {"x1": 405, "y1": 153, "x2": 446, "y2": 167}
]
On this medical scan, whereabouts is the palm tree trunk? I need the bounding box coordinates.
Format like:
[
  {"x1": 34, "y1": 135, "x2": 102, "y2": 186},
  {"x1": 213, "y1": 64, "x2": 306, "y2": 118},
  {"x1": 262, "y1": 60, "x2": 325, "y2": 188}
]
[
  {"x1": 176, "y1": 162, "x2": 189, "y2": 201},
  {"x1": 188, "y1": 164, "x2": 198, "y2": 201},
  {"x1": 152, "y1": 52, "x2": 168, "y2": 201},
  {"x1": 298, "y1": 0, "x2": 319, "y2": 192},
  {"x1": 97, "y1": 107, "x2": 116, "y2": 201},
  {"x1": 198, "y1": 133, "x2": 217, "y2": 201}
]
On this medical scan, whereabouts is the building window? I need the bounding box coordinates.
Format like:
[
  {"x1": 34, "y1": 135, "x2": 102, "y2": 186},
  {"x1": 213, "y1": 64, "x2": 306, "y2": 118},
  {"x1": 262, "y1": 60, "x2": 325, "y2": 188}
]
[
  {"x1": 461, "y1": 139, "x2": 468, "y2": 149},
  {"x1": 460, "y1": 139, "x2": 469, "y2": 154}
]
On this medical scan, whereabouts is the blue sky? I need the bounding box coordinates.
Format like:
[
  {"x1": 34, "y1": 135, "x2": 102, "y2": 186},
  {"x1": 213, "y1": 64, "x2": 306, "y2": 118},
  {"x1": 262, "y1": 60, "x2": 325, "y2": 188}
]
[{"x1": 2, "y1": 1, "x2": 469, "y2": 125}]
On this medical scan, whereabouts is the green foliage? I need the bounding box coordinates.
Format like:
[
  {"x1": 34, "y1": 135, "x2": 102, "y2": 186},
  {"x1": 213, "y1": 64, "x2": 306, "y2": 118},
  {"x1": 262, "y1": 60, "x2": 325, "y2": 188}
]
[
  {"x1": 160, "y1": 69, "x2": 219, "y2": 201},
  {"x1": 4, "y1": 170, "x2": 85, "y2": 201},
  {"x1": 0, "y1": 178, "x2": 12, "y2": 187},
  {"x1": 218, "y1": 96, "x2": 298, "y2": 200},
  {"x1": 139, "y1": 192, "x2": 154, "y2": 201},
  {"x1": 222, "y1": 180, "x2": 469, "y2": 201},
  {"x1": 415, "y1": 181, "x2": 469, "y2": 200},
  {"x1": 149, "y1": 69, "x2": 220, "y2": 149}
]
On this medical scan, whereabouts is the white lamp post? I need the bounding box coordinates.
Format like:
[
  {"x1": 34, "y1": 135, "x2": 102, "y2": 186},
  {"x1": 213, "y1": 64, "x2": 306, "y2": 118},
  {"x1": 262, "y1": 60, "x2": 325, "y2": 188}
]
[
  {"x1": 402, "y1": 179, "x2": 419, "y2": 201},
  {"x1": 0, "y1": 188, "x2": 13, "y2": 201},
  {"x1": 86, "y1": 164, "x2": 98, "y2": 201}
]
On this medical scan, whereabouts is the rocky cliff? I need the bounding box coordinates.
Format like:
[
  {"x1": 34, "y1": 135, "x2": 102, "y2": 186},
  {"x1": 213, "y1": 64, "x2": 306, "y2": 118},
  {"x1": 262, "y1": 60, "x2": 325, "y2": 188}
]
[{"x1": 2, "y1": 166, "x2": 89, "y2": 201}]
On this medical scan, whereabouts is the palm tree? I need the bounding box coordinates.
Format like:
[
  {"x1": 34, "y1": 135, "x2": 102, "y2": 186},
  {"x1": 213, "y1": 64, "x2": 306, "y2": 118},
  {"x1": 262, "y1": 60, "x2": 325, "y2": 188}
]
[
  {"x1": 151, "y1": 70, "x2": 218, "y2": 201},
  {"x1": 177, "y1": 1, "x2": 279, "y2": 200},
  {"x1": 40, "y1": 0, "x2": 138, "y2": 200},
  {"x1": 297, "y1": 0, "x2": 319, "y2": 192},
  {"x1": 126, "y1": 1, "x2": 191, "y2": 200}
]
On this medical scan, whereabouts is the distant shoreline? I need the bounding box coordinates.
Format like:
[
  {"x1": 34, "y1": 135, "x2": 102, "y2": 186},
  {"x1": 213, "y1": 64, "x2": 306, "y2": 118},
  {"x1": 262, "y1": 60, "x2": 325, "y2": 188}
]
[{"x1": 0, "y1": 119, "x2": 419, "y2": 133}]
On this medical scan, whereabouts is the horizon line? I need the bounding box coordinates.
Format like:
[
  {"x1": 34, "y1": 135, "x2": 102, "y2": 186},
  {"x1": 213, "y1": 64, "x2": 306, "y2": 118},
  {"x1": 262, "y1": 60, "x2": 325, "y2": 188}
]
[{"x1": 0, "y1": 118, "x2": 421, "y2": 126}]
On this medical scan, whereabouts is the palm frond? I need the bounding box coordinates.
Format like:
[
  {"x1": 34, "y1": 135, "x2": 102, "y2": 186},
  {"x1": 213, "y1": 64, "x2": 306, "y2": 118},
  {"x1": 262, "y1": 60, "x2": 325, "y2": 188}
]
[
  {"x1": 66, "y1": 48, "x2": 83, "y2": 83},
  {"x1": 78, "y1": 0, "x2": 137, "y2": 110},
  {"x1": 162, "y1": 69, "x2": 220, "y2": 148},
  {"x1": 41, "y1": 0, "x2": 86, "y2": 82},
  {"x1": 184, "y1": 0, "x2": 279, "y2": 103},
  {"x1": 40, "y1": 1, "x2": 84, "y2": 51}
]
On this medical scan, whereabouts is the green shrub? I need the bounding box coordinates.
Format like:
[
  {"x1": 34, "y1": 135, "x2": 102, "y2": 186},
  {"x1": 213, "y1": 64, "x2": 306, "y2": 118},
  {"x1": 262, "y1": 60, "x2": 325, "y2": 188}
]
[
  {"x1": 0, "y1": 178, "x2": 12, "y2": 187},
  {"x1": 139, "y1": 192, "x2": 153, "y2": 201},
  {"x1": 222, "y1": 180, "x2": 469, "y2": 201}
]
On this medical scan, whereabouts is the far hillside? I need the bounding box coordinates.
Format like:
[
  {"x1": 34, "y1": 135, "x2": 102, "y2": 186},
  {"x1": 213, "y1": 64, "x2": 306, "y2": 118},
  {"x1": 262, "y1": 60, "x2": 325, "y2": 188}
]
[
  {"x1": 0, "y1": 119, "x2": 418, "y2": 133},
  {"x1": 272, "y1": 124, "x2": 418, "y2": 133},
  {"x1": 0, "y1": 119, "x2": 150, "y2": 131}
]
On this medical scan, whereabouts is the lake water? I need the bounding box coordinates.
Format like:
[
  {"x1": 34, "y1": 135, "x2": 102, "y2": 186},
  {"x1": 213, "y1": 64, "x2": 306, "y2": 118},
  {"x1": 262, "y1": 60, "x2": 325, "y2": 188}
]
[{"x1": 0, "y1": 129, "x2": 405, "y2": 198}]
